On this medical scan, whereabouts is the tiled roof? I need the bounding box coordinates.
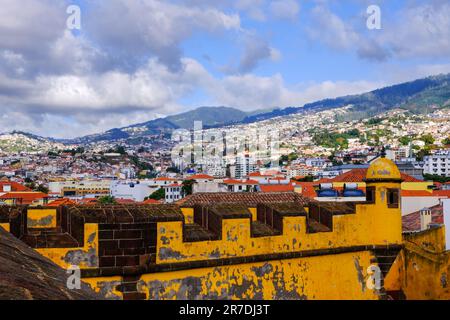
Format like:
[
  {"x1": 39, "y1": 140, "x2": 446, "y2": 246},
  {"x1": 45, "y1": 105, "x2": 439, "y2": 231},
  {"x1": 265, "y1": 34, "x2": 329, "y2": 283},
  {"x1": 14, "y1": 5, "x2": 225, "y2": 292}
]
[
  {"x1": 0, "y1": 192, "x2": 48, "y2": 204},
  {"x1": 178, "y1": 192, "x2": 311, "y2": 207},
  {"x1": 0, "y1": 181, "x2": 31, "y2": 192},
  {"x1": 401, "y1": 190, "x2": 450, "y2": 197},
  {"x1": 164, "y1": 183, "x2": 182, "y2": 187},
  {"x1": 291, "y1": 182, "x2": 318, "y2": 198},
  {"x1": 402, "y1": 204, "x2": 444, "y2": 232},
  {"x1": 315, "y1": 178, "x2": 333, "y2": 184},
  {"x1": 223, "y1": 179, "x2": 259, "y2": 185},
  {"x1": 188, "y1": 174, "x2": 214, "y2": 180},
  {"x1": 154, "y1": 177, "x2": 177, "y2": 181},
  {"x1": 433, "y1": 190, "x2": 450, "y2": 197},
  {"x1": 248, "y1": 172, "x2": 271, "y2": 177},
  {"x1": 142, "y1": 199, "x2": 161, "y2": 204},
  {"x1": 116, "y1": 198, "x2": 137, "y2": 204},
  {"x1": 77, "y1": 198, "x2": 98, "y2": 205},
  {"x1": 260, "y1": 184, "x2": 294, "y2": 193},
  {"x1": 48, "y1": 198, "x2": 76, "y2": 207}
]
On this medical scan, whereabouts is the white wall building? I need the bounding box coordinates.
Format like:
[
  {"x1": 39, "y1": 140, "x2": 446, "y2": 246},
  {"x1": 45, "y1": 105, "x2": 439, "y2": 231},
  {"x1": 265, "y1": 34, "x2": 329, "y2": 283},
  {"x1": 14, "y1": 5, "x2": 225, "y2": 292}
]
[
  {"x1": 423, "y1": 150, "x2": 450, "y2": 177},
  {"x1": 164, "y1": 184, "x2": 183, "y2": 203},
  {"x1": 110, "y1": 181, "x2": 156, "y2": 202},
  {"x1": 401, "y1": 193, "x2": 449, "y2": 216},
  {"x1": 230, "y1": 155, "x2": 257, "y2": 179}
]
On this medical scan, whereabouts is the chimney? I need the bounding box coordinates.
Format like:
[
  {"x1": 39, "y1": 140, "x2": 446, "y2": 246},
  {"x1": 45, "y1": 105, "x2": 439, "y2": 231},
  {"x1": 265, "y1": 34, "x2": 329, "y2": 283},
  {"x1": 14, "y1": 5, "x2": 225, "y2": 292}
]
[
  {"x1": 443, "y1": 199, "x2": 450, "y2": 251},
  {"x1": 420, "y1": 208, "x2": 432, "y2": 231}
]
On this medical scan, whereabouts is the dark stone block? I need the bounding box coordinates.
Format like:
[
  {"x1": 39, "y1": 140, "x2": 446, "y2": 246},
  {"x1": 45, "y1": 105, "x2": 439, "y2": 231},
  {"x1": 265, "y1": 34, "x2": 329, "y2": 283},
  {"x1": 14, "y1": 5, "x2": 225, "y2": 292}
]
[
  {"x1": 114, "y1": 230, "x2": 142, "y2": 240},
  {"x1": 99, "y1": 240, "x2": 119, "y2": 250},
  {"x1": 116, "y1": 256, "x2": 140, "y2": 267},
  {"x1": 99, "y1": 224, "x2": 120, "y2": 231},
  {"x1": 122, "y1": 248, "x2": 146, "y2": 256},
  {"x1": 99, "y1": 230, "x2": 114, "y2": 240},
  {"x1": 122, "y1": 292, "x2": 147, "y2": 300},
  {"x1": 101, "y1": 248, "x2": 124, "y2": 256},
  {"x1": 119, "y1": 239, "x2": 144, "y2": 249},
  {"x1": 99, "y1": 257, "x2": 116, "y2": 267}
]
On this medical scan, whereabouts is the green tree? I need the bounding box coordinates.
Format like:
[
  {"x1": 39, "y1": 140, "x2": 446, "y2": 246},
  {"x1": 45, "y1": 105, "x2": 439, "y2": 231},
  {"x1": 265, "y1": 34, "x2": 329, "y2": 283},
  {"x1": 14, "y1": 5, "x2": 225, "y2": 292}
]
[
  {"x1": 98, "y1": 196, "x2": 117, "y2": 205},
  {"x1": 25, "y1": 182, "x2": 36, "y2": 190},
  {"x1": 420, "y1": 134, "x2": 435, "y2": 145},
  {"x1": 279, "y1": 155, "x2": 289, "y2": 163},
  {"x1": 423, "y1": 174, "x2": 450, "y2": 183},
  {"x1": 147, "y1": 188, "x2": 165, "y2": 201},
  {"x1": 36, "y1": 184, "x2": 49, "y2": 194},
  {"x1": 292, "y1": 176, "x2": 314, "y2": 182},
  {"x1": 398, "y1": 136, "x2": 412, "y2": 146},
  {"x1": 442, "y1": 137, "x2": 450, "y2": 146},
  {"x1": 182, "y1": 180, "x2": 195, "y2": 196},
  {"x1": 416, "y1": 147, "x2": 432, "y2": 161},
  {"x1": 166, "y1": 167, "x2": 180, "y2": 174}
]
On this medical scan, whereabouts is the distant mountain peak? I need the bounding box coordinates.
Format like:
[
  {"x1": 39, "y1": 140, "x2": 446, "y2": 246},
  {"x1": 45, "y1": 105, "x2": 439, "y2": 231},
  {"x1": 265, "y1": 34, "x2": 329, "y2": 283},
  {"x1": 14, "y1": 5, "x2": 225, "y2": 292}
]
[{"x1": 44, "y1": 73, "x2": 450, "y2": 144}]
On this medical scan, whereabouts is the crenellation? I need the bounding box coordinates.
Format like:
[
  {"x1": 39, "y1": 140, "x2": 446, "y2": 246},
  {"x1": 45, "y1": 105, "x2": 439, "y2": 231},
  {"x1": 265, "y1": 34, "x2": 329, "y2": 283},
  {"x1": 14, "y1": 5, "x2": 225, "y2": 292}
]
[{"x1": 0, "y1": 160, "x2": 412, "y2": 299}]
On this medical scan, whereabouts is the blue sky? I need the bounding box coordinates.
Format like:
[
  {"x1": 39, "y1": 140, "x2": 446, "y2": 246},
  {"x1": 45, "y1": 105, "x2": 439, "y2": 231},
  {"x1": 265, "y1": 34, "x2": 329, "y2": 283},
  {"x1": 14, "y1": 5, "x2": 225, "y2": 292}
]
[{"x1": 0, "y1": 0, "x2": 449, "y2": 138}]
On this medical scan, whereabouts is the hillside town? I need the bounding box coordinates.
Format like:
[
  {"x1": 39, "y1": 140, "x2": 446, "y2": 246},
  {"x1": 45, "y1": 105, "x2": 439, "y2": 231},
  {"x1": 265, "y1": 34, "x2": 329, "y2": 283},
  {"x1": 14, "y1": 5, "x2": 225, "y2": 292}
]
[{"x1": 0, "y1": 106, "x2": 448, "y2": 213}]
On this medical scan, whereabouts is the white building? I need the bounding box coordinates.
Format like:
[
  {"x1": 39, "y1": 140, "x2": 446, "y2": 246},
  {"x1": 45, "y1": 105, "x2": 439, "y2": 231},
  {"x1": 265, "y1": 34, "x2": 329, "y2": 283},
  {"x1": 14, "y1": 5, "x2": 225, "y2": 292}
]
[
  {"x1": 164, "y1": 184, "x2": 183, "y2": 203},
  {"x1": 423, "y1": 150, "x2": 450, "y2": 177},
  {"x1": 110, "y1": 181, "x2": 156, "y2": 202},
  {"x1": 192, "y1": 180, "x2": 227, "y2": 193},
  {"x1": 222, "y1": 179, "x2": 259, "y2": 193},
  {"x1": 305, "y1": 158, "x2": 330, "y2": 168},
  {"x1": 230, "y1": 155, "x2": 257, "y2": 179}
]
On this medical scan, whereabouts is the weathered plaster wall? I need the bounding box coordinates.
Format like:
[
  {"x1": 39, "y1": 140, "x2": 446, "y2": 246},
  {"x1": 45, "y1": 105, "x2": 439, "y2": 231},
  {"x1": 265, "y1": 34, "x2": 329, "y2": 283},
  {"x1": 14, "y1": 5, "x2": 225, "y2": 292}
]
[
  {"x1": 27, "y1": 208, "x2": 57, "y2": 229},
  {"x1": 157, "y1": 182, "x2": 402, "y2": 265},
  {"x1": 37, "y1": 223, "x2": 99, "y2": 269},
  {"x1": 137, "y1": 251, "x2": 381, "y2": 300},
  {"x1": 401, "y1": 227, "x2": 450, "y2": 300}
]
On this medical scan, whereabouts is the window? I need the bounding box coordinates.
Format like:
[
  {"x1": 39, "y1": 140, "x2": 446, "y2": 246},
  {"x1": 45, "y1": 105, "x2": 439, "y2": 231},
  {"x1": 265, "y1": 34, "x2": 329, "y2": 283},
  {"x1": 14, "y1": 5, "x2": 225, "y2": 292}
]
[
  {"x1": 366, "y1": 186, "x2": 376, "y2": 204},
  {"x1": 387, "y1": 189, "x2": 399, "y2": 208}
]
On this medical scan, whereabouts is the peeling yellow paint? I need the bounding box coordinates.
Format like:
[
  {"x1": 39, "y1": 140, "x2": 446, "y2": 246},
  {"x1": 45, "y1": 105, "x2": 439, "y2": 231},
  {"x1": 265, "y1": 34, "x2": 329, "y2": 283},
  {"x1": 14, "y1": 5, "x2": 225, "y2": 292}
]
[
  {"x1": 27, "y1": 208, "x2": 57, "y2": 228},
  {"x1": 84, "y1": 277, "x2": 124, "y2": 300},
  {"x1": 37, "y1": 223, "x2": 99, "y2": 269},
  {"x1": 140, "y1": 251, "x2": 380, "y2": 300},
  {"x1": 399, "y1": 227, "x2": 450, "y2": 300},
  {"x1": 157, "y1": 182, "x2": 402, "y2": 264},
  {"x1": 181, "y1": 208, "x2": 194, "y2": 224},
  {"x1": 0, "y1": 223, "x2": 10, "y2": 232}
]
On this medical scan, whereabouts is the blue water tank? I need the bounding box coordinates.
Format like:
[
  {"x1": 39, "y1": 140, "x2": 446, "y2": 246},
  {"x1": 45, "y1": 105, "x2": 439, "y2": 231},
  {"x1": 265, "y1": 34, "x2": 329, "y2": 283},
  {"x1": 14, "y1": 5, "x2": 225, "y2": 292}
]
[
  {"x1": 317, "y1": 189, "x2": 339, "y2": 197},
  {"x1": 343, "y1": 189, "x2": 365, "y2": 197}
]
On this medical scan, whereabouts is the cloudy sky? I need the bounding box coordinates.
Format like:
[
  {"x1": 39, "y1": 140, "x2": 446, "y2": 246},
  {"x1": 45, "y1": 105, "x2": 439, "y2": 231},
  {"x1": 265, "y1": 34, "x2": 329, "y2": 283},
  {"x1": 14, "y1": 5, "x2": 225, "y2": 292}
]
[{"x1": 1, "y1": 0, "x2": 449, "y2": 138}]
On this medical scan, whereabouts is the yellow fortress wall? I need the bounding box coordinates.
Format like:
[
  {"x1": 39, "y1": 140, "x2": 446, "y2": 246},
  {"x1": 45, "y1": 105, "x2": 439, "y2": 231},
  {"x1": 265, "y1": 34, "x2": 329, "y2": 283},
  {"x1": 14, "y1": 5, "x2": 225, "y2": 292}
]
[{"x1": 4, "y1": 158, "x2": 448, "y2": 300}]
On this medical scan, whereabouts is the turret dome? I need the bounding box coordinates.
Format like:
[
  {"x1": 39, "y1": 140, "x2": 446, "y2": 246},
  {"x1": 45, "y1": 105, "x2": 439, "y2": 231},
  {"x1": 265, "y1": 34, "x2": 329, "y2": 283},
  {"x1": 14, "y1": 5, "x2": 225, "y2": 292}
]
[{"x1": 365, "y1": 157, "x2": 402, "y2": 182}]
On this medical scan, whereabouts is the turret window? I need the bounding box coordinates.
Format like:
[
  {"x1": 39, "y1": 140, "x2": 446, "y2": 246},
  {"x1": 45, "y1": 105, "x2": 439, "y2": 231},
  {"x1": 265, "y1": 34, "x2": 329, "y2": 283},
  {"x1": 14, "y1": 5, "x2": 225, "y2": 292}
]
[
  {"x1": 366, "y1": 186, "x2": 375, "y2": 204},
  {"x1": 387, "y1": 189, "x2": 399, "y2": 208}
]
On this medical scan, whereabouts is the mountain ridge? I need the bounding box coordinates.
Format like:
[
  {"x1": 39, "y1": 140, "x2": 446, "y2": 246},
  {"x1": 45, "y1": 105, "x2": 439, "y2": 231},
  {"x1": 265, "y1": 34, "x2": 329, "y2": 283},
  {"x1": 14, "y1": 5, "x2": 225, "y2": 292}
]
[{"x1": 4, "y1": 73, "x2": 450, "y2": 145}]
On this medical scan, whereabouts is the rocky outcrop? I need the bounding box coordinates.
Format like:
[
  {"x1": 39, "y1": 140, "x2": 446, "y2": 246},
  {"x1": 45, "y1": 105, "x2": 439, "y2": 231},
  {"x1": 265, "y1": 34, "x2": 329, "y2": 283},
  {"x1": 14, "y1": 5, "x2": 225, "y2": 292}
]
[{"x1": 0, "y1": 226, "x2": 102, "y2": 300}]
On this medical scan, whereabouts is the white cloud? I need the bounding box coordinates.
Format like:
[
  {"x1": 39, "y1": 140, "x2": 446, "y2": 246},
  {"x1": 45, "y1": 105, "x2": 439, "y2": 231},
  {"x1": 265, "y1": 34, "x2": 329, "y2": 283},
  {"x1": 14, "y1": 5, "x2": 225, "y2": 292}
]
[
  {"x1": 307, "y1": 1, "x2": 450, "y2": 62},
  {"x1": 269, "y1": 0, "x2": 300, "y2": 20},
  {"x1": 381, "y1": 1, "x2": 450, "y2": 59},
  {"x1": 0, "y1": 53, "x2": 384, "y2": 137},
  {"x1": 205, "y1": 73, "x2": 382, "y2": 111},
  {"x1": 307, "y1": 5, "x2": 359, "y2": 51},
  {"x1": 85, "y1": 0, "x2": 241, "y2": 71},
  {"x1": 223, "y1": 34, "x2": 281, "y2": 74},
  {"x1": 0, "y1": 0, "x2": 447, "y2": 139}
]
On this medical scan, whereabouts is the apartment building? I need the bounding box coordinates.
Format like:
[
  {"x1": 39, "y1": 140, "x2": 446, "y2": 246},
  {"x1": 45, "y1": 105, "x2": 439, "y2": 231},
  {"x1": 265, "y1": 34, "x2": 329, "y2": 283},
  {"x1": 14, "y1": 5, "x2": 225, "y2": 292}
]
[{"x1": 423, "y1": 150, "x2": 450, "y2": 177}]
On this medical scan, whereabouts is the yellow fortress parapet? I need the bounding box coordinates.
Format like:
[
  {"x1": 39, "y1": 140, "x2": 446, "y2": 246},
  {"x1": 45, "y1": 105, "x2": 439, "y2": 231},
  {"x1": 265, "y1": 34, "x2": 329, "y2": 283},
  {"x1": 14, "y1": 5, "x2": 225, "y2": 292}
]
[{"x1": 0, "y1": 159, "x2": 406, "y2": 300}]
